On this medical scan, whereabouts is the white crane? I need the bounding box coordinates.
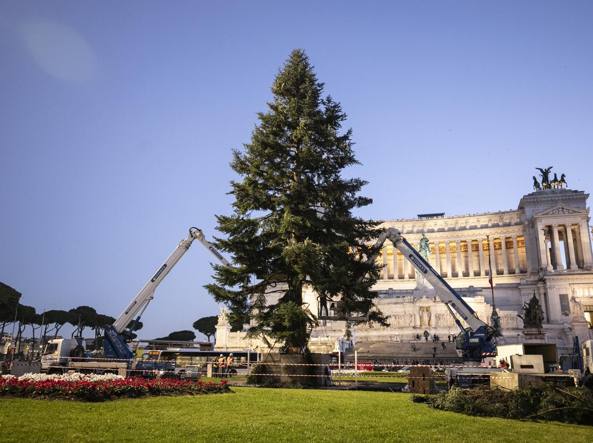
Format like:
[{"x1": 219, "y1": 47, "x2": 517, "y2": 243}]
[
  {"x1": 42, "y1": 227, "x2": 232, "y2": 369},
  {"x1": 319, "y1": 228, "x2": 496, "y2": 360},
  {"x1": 111, "y1": 227, "x2": 229, "y2": 332},
  {"x1": 108, "y1": 225, "x2": 494, "y2": 360},
  {"x1": 103, "y1": 227, "x2": 230, "y2": 359}
]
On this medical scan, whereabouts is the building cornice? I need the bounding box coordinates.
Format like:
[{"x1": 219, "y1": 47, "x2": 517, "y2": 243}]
[{"x1": 518, "y1": 188, "x2": 588, "y2": 209}]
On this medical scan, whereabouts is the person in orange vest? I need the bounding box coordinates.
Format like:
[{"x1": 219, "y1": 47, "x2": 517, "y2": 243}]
[
  {"x1": 216, "y1": 354, "x2": 226, "y2": 377},
  {"x1": 225, "y1": 353, "x2": 234, "y2": 377}
]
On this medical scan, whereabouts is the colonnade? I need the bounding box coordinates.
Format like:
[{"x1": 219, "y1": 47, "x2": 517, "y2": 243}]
[
  {"x1": 379, "y1": 235, "x2": 527, "y2": 280},
  {"x1": 537, "y1": 222, "x2": 593, "y2": 271}
]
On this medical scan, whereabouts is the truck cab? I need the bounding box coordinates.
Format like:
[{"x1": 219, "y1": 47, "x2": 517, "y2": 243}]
[{"x1": 41, "y1": 338, "x2": 86, "y2": 373}]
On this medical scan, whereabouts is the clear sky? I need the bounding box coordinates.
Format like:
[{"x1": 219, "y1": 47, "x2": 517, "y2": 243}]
[{"x1": 1, "y1": 1, "x2": 592, "y2": 340}]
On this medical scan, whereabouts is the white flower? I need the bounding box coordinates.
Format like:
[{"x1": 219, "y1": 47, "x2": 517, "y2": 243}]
[{"x1": 18, "y1": 372, "x2": 123, "y2": 382}]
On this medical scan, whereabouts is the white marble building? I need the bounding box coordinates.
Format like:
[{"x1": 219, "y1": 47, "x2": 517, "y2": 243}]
[{"x1": 216, "y1": 186, "x2": 593, "y2": 361}]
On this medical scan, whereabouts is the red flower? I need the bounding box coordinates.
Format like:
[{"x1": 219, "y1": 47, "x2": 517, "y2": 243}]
[{"x1": 0, "y1": 375, "x2": 229, "y2": 401}]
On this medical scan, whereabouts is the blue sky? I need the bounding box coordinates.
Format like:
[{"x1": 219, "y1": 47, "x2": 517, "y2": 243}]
[{"x1": 1, "y1": 1, "x2": 592, "y2": 339}]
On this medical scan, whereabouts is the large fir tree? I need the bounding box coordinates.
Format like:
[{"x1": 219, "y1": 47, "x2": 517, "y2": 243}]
[{"x1": 207, "y1": 50, "x2": 385, "y2": 352}]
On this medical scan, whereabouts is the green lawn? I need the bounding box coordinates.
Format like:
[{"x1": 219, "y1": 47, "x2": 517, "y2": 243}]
[
  {"x1": 0, "y1": 387, "x2": 590, "y2": 442},
  {"x1": 332, "y1": 371, "x2": 446, "y2": 385},
  {"x1": 333, "y1": 373, "x2": 410, "y2": 383}
]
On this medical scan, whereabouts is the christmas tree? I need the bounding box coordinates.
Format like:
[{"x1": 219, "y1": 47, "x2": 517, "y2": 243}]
[{"x1": 207, "y1": 50, "x2": 385, "y2": 353}]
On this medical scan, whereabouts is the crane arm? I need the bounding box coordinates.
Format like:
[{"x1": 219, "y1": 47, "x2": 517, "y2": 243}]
[
  {"x1": 373, "y1": 228, "x2": 488, "y2": 332},
  {"x1": 192, "y1": 228, "x2": 232, "y2": 267},
  {"x1": 369, "y1": 228, "x2": 495, "y2": 360},
  {"x1": 112, "y1": 228, "x2": 201, "y2": 332},
  {"x1": 104, "y1": 227, "x2": 231, "y2": 360}
]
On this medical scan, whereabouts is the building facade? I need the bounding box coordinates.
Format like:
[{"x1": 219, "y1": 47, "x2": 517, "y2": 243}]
[{"x1": 215, "y1": 186, "x2": 593, "y2": 362}]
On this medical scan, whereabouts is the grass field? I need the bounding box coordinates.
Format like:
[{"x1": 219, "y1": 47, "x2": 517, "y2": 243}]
[
  {"x1": 332, "y1": 373, "x2": 410, "y2": 383},
  {"x1": 206, "y1": 372, "x2": 411, "y2": 384},
  {"x1": 332, "y1": 371, "x2": 448, "y2": 385},
  {"x1": 0, "y1": 387, "x2": 590, "y2": 442}
]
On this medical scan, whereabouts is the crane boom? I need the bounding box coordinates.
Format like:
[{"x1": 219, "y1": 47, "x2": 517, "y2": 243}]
[
  {"x1": 193, "y1": 228, "x2": 232, "y2": 267},
  {"x1": 371, "y1": 228, "x2": 495, "y2": 360},
  {"x1": 112, "y1": 228, "x2": 199, "y2": 332},
  {"x1": 104, "y1": 227, "x2": 230, "y2": 360},
  {"x1": 378, "y1": 228, "x2": 488, "y2": 332}
]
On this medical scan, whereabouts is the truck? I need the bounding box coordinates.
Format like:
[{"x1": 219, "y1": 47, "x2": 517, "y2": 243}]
[{"x1": 41, "y1": 227, "x2": 228, "y2": 374}]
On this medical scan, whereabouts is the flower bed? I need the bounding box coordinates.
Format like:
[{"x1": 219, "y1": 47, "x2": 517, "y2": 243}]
[{"x1": 0, "y1": 373, "x2": 229, "y2": 402}]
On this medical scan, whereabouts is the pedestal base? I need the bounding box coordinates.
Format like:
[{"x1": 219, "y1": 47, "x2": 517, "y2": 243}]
[
  {"x1": 248, "y1": 353, "x2": 331, "y2": 387},
  {"x1": 522, "y1": 328, "x2": 546, "y2": 341}
]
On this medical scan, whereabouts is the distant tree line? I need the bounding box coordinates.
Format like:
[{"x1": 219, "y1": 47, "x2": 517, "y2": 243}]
[
  {"x1": 1, "y1": 281, "x2": 219, "y2": 349},
  {"x1": 155, "y1": 316, "x2": 218, "y2": 343},
  {"x1": 0, "y1": 282, "x2": 142, "y2": 353}
]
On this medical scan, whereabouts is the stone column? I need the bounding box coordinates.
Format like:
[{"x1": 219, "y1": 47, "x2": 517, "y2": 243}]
[
  {"x1": 565, "y1": 225, "x2": 578, "y2": 270},
  {"x1": 402, "y1": 252, "x2": 408, "y2": 279},
  {"x1": 467, "y1": 239, "x2": 474, "y2": 277},
  {"x1": 579, "y1": 220, "x2": 593, "y2": 268},
  {"x1": 512, "y1": 235, "x2": 521, "y2": 274},
  {"x1": 478, "y1": 239, "x2": 486, "y2": 276},
  {"x1": 434, "y1": 242, "x2": 441, "y2": 274},
  {"x1": 488, "y1": 236, "x2": 496, "y2": 276},
  {"x1": 456, "y1": 240, "x2": 462, "y2": 277},
  {"x1": 552, "y1": 225, "x2": 564, "y2": 270},
  {"x1": 445, "y1": 241, "x2": 452, "y2": 278},
  {"x1": 537, "y1": 222, "x2": 552, "y2": 272},
  {"x1": 545, "y1": 233, "x2": 553, "y2": 269},
  {"x1": 574, "y1": 223, "x2": 584, "y2": 267},
  {"x1": 382, "y1": 248, "x2": 388, "y2": 279},
  {"x1": 501, "y1": 236, "x2": 509, "y2": 275}
]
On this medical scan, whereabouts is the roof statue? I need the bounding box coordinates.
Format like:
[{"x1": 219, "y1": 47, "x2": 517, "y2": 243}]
[
  {"x1": 559, "y1": 173, "x2": 567, "y2": 188},
  {"x1": 518, "y1": 293, "x2": 544, "y2": 330},
  {"x1": 535, "y1": 167, "x2": 567, "y2": 190},
  {"x1": 536, "y1": 167, "x2": 553, "y2": 189}
]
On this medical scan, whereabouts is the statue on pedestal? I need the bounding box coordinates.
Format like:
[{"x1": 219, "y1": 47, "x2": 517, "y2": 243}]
[
  {"x1": 415, "y1": 234, "x2": 432, "y2": 290},
  {"x1": 419, "y1": 233, "x2": 430, "y2": 260},
  {"x1": 518, "y1": 293, "x2": 544, "y2": 330},
  {"x1": 570, "y1": 296, "x2": 585, "y2": 321},
  {"x1": 218, "y1": 307, "x2": 230, "y2": 327}
]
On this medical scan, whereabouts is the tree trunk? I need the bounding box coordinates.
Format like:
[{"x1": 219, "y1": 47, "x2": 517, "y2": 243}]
[
  {"x1": 31, "y1": 325, "x2": 37, "y2": 360},
  {"x1": 15, "y1": 323, "x2": 25, "y2": 354},
  {"x1": 41, "y1": 324, "x2": 49, "y2": 345},
  {"x1": 54, "y1": 324, "x2": 63, "y2": 339},
  {"x1": 249, "y1": 353, "x2": 331, "y2": 387}
]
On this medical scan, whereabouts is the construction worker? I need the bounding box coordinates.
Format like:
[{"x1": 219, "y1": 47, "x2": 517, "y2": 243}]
[
  {"x1": 216, "y1": 354, "x2": 226, "y2": 377},
  {"x1": 226, "y1": 353, "x2": 234, "y2": 377}
]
